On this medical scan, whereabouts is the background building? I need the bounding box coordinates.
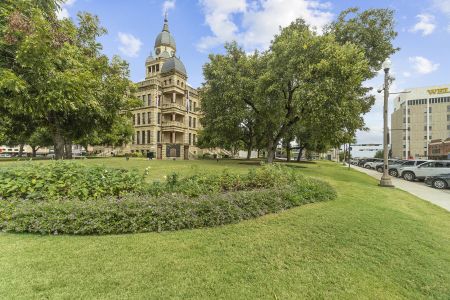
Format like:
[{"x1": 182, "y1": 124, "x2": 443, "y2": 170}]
[
  {"x1": 391, "y1": 84, "x2": 450, "y2": 159},
  {"x1": 129, "y1": 16, "x2": 202, "y2": 159}
]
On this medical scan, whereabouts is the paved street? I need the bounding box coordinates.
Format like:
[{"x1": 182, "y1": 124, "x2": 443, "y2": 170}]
[{"x1": 350, "y1": 164, "x2": 450, "y2": 212}]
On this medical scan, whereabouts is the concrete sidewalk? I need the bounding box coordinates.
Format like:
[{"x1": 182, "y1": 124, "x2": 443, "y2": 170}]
[{"x1": 350, "y1": 164, "x2": 450, "y2": 212}]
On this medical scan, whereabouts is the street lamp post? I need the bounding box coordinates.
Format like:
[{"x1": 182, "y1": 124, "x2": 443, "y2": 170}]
[{"x1": 379, "y1": 58, "x2": 394, "y2": 187}]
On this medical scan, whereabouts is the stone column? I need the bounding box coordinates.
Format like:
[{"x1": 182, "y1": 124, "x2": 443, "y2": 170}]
[
  {"x1": 172, "y1": 92, "x2": 176, "y2": 103},
  {"x1": 172, "y1": 132, "x2": 176, "y2": 144}
]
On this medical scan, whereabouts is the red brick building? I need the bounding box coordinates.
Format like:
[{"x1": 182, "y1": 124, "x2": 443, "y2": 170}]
[{"x1": 428, "y1": 139, "x2": 450, "y2": 160}]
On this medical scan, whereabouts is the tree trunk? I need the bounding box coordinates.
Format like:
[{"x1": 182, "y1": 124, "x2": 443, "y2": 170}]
[
  {"x1": 64, "y1": 142, "x2": 73, "y2": 159},
  {"x1": 31, "y1": 146, "x2": 39, "y2": 157},
  {"x1": 18, "y1": 144, "x2": 24, "y2": 157},
  {"x1": 246, "y1": 146, "x2": 252, "y2": 159},
  {"x1": 52, "y1": 129, "x2": 65, "y2": 160},
  {"x1": 266, "y1": 139, "x2": 276, "y2": 163},
  {"x1": 297, "y1": 147, "x2": 304, "y2": 162},
  {"x1": 286, "y1": 143, "x2": 291, "y2": 162}
]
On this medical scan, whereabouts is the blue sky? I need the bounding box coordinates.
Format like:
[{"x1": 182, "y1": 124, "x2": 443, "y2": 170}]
[{"x1": 59, "y1": 0, "x2": 450, "y2": 144}]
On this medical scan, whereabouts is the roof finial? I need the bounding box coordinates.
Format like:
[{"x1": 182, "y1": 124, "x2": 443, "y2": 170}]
[{"x1": 164, "y1": 10, "x2": 168, "y2": 23}]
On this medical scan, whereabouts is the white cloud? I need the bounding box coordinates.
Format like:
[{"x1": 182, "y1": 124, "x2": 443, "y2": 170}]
[
  {"x1": 410, "y1": 14, "x2": 436, "y2": 36},
  {"x1": 433, "y1": 0, "x2": 450, "y2": 16},
  {"x1": 56, "y1": 0, "x2": 76, "y2": 20},
  {"x1": 408, "y1": 56, "x2": 439, "y2": 74},
  {"x1": 402, "y1": 71, "x2": 411, "y2": 78},
  {"x1": 197, "y1": 0, "x2": 333, "y2": 52},
  {"x1": 118, "y1": 32, "x2": 143, "y2": 57},
  {"x1": 162, "y1": 0, "x2": 176, "y2": 15}
]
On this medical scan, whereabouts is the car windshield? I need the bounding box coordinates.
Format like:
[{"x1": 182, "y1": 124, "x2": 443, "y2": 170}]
[{"x1": 401, "y1": 161, "x2": 415, "y2": 166}]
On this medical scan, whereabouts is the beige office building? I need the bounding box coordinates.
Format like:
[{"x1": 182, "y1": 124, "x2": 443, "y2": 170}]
[
  {"x1": 129, "y1": 16, "x2": 202, "y2": 159},
  {"x1": 391, "y1": 84, "x2": 450, "y2": 159}
]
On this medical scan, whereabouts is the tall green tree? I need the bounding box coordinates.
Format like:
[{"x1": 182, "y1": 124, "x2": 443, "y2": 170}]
[
  {"x1": 0, "y1": 3, "x2": 137, "y2": 159},
  {"x1": 200, "y1": 8, "x2": 397, "y2": 163},
  {"x1": 199, "y1": 43, "x2": 262, "y2": 159}
]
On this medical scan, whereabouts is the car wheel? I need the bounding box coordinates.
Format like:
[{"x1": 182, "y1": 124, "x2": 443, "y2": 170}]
[
  {"x1": 376, "y1": 167, "x2": 383, "y2": 173},
  {"x1": 403, "y1": 171, "x2": 415, "y2": 181},
  {"x1": 432, "y1": 179, "x2": 448, "y2": 189},
  {"x1": 389, "y1": 169, "x2": 398, "y2": 177},
  {"x1": 365, "y1": 165, "x2": 371, "y2": 169}
]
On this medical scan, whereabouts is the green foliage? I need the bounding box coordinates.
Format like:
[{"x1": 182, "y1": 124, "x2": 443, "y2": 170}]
[
  {"x1": 0, "y1": 164, "x2": 336, "y2": 234},
  {"x1": 200, "y1": 9, "x2": 397, "y2": 162},
  {"x1": 0, "y1": 161, "x2": 144, "y2": 201},
  {"x1": 374, "y1": 149, "x2": 384, "y2": 159},
  {"x1": 0, "y1": 3, "x2": 138, "y2": 159}
]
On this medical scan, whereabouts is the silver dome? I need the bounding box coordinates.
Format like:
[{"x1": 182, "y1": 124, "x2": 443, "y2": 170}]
[
  {"x1": 154, "y1": 18, "x2": 176, "y2": 50},
  {"x1": 161, "y1": 56, "x2": 186, "y2": 76}
]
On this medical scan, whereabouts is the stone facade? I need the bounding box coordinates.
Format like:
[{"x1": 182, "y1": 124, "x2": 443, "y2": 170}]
[
  {"x1": 391, "y1": 84, "x2": 450, "y2": 159},
  {"x1": 129, "y1": 16, "x2": 202, "y2": 159}
]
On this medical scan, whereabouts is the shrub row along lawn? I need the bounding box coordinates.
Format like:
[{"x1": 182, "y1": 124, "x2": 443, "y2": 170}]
[{"x1": 0, "y1": 162, "x2": 335, "y2": 234}]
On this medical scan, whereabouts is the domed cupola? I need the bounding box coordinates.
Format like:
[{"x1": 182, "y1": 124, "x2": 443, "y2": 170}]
[
  {"x1": 154, "y1": 15, "x2": 176, "y2": 56},
  {"x1": 161, "y1": 56, "x2": 187, "y2": 77}
]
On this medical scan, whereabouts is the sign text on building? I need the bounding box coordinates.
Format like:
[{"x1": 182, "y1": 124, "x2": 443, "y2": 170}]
[{"x1": 427, "y1": 88, "x2": 449, "y2": 95}]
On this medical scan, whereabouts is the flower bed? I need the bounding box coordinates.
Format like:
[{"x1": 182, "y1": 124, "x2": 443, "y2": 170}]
[{"x1": 0, "y1": 163, "x2": 336, "y2": 234}]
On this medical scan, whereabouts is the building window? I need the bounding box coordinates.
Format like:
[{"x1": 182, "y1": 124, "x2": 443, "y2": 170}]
[
  {"x1": 193, "y1": 118, "x2": 196, "y2": 128},
  {"x1": 158, "y1": 113, "x2": 161, "y2": 124},
  {"x1": 189, "y1": 133, "x2": 192, "y2": 145},
  {"x1": 136, "y1": 131, "x2": 140, "y2": 144},
  {"x1": 448, "y1": 115, "x2": 450, "y2": 121},
  {"x1": 447, "y1": 105, "x2": 450, "y2": 112},
  {"x1": 189, "y1": 100, "x2": 192, "y2": 112},
  {"x1": 157, "y1": 131, "x2": 161, "y2": 143},
  {"x1": 147, "y1": 112, "x2": 151, "y2": 124},
  {"x1": 142, "y1": 112, "x2": 146, "y2": 125},
  {"x1": 142, "y1": 131, "x2": 146, "y2": 144},
  {"x1": 137, "y1": 113, "x2": 140, "y2": 125},
  {"x1": 148, "y1": 94, "x2": 152, "y2": 106},
  {"x1": 142, "y1": 95, "x2": 146, "y2": 106},
  {"x1": 447, "y1": 124, "x2": 450, "y2": 130},
  {"x1": 132, "y1": 132, "x2": 135, "y2": 144},
  {"x1": 133, "y1": 114, "x2": 136, "y2": 125},
  {"x1": 156, "y1": 64, "x2": 159, "y2": 72},
  {"x1": 169, "y1": 78, "x2": 172, "y2": 84},
  {"x1": 189, "y1": 116, "x2": 192, "y2": 127},
  {"x1": 193, "y1": 134, "x2": 196, "y2": 145},
  {"x1": 164, "y1": 80, "x2": 167, "y2": 85},
  {"x1": 147, "y1": 130, "x2": 151, "y2": 144},
  {"x1": 158, "y1": 95, "x2": 161, "y2": 106},
  {"x1": 177, "y1": 80, "x2": 180, "y2": 85}
]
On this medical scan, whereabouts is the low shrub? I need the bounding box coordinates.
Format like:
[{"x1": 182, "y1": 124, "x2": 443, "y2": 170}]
[
  {"x1": 0, "y1": 163, "x2": 337, "y2": 235},
  {"x1": 0, "y1": 178, "x2": 335, "y2": 235},
  {"x1": 0, "y1": 162, "x2": 144, "y2": 201}
]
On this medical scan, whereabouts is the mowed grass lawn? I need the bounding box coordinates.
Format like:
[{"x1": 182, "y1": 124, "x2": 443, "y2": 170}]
[{"x1": 0, "y1": 158, "x2": 449, "y2": 299}]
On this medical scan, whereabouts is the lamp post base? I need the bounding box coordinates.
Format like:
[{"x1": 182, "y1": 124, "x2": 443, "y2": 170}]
[{"x1": 379, "y1": 175, "x2": 394, "y2": 187}]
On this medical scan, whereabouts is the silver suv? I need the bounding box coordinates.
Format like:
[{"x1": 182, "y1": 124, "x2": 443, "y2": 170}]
[
  {"x1": 401, "y1": 161, "x2": 450, "y2": 181},
  {"x1": 388, "y1": 160, "x2": 427, "y2": 177}
]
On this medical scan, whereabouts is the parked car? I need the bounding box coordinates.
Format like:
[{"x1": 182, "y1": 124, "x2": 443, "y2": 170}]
[
  {"x1": 388, "y1": 160, "x2": 427, "y2": 177},
  {"x1": 363, "y1": 158, "x2": 384, "y2": 169},
  {"x1": 0, "y1": 153, "x2": 12, "y2": 158},
  {"x1": 358, "y1": 158, "x2": 378, "y2": 167},
  {"x1": 401, "y1": 161, "x2": 450, "y2": 181},
  {"x1": 424, "y1": 173, "x2": 450, "y2": 189},
  {"x1": 374, "y1": 159, "x2": 404, "y2": 173}
]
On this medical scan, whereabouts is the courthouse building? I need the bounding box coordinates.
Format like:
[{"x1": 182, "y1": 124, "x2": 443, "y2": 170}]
[
  {"x1": 391, "y1": 84, "x2": 450, "y2": 159},
  {"x1": 129, "y1": 16, "x2": 201, "y2": 159}
]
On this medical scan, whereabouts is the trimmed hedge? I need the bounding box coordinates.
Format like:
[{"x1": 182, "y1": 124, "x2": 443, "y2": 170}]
[
  {"x1": 0, "y1": 179, "x2": 335, "y2": 235},
  {"x1": 0, "y1": 163, "x2": 337, "y2": 235}
]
